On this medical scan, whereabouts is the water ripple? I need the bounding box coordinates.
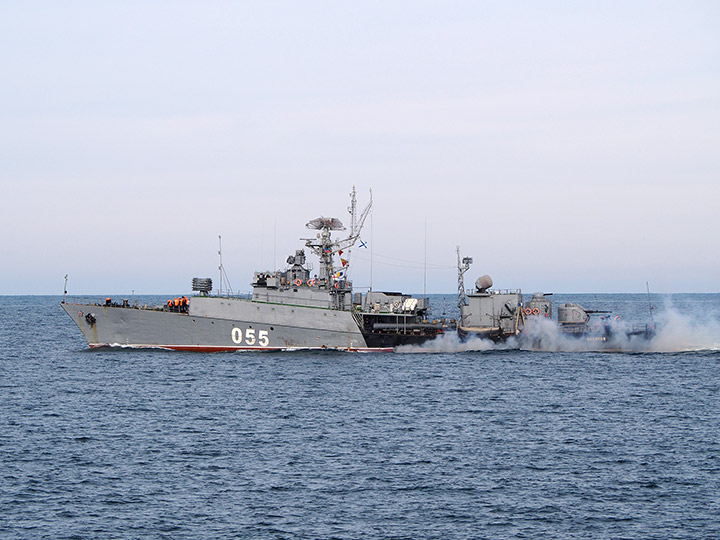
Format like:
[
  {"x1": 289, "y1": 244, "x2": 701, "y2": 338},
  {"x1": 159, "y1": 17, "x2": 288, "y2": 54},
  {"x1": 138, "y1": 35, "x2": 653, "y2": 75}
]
[{"x1": 1, "y1": 295, "x2": 719, "y2": 539}]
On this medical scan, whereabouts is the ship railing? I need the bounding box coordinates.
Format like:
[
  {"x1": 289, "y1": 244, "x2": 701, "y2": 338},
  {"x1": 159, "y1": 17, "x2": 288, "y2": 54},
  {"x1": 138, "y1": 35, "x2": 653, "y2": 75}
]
[
  {"x1": 466, "y1": 288, "x2": 522, "y2": 296},
  {"x1": 351, "y1": 310, "x2": 364, "y2": 329},
  {"x1": 559, "y1": 324, "x2": 594, "y2": 335},
  {"x1": 63, "y1": 295, "x2": 165, "y2": 311}
]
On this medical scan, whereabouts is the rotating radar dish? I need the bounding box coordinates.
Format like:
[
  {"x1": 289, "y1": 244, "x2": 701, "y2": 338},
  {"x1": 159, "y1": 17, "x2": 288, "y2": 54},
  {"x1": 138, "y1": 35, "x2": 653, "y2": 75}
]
[{"x1": 306, "y1": 217, "x2": 345, "y2": 231}]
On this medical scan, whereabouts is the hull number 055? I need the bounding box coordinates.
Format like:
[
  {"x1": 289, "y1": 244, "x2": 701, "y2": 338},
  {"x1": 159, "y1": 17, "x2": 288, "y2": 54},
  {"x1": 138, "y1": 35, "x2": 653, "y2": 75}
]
[{"x1": 231, "y1": 327, "x2": 270, "y2": 347}]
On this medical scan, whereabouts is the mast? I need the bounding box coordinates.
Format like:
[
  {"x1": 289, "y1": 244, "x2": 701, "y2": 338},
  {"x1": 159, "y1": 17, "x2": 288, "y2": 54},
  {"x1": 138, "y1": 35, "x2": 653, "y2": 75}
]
[
  {"x1": 344, "y1": 186, "x2": 372, "y2": 280},
  {"x1": 370, "y1": 201, "x2": 373, "y2": 291},
  {"x1": 304, "y1": 188, "x2": 372, "y2": 287},
  {"x1": 346, "y1": 186, "x2": 357, "y2": 281},
  {"x1": 457, "y1": 246, "x2": 472, "y2": 309},
  {"x1": 218, "y1": 235, "x2": 223, "y2": 295},
  {"x1": 348, "y1": 185, "x2": 357, "y2": 238},
  {"x1": 217, "y1": 235, "x2": 233, "y2": 296}
]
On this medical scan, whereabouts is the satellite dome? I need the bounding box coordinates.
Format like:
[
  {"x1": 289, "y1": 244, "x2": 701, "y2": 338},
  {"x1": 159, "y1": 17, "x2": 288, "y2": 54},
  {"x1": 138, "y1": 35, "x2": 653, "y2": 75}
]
[{"x1": 475, "y1": 275, "x2": 493, "y2": 293}]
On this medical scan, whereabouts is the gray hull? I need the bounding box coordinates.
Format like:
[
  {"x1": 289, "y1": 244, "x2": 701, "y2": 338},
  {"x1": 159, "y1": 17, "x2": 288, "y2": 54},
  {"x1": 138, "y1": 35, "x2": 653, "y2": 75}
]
[{"x1": 62, "y1": 296, "x2": 380, "y2": 351}]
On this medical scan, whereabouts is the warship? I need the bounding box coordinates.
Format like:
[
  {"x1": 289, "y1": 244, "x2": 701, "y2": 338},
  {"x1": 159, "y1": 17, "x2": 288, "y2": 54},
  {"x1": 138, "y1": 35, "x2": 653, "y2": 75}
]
[
  {"x1": 61, "y1": 189, "x2": 446, "y2": 351},
  {"x1": 455, "y1": 249, "x2": 656, "y2": 347}
]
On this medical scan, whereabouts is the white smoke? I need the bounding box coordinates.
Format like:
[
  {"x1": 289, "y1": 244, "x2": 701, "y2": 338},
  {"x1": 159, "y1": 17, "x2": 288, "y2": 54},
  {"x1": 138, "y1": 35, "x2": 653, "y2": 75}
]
[
  {"x1": 395, "y1": 303, "x2": 720, "y2": 354},
  {"x1": 516, "y1": 316, "x2": 653, "y2": 352},
  {"x1": 394, "y1": 331, "x2": 500, "y2": 353},
  {"x1": 646, "y1": 304, "x2": 720, "y2": 353}
]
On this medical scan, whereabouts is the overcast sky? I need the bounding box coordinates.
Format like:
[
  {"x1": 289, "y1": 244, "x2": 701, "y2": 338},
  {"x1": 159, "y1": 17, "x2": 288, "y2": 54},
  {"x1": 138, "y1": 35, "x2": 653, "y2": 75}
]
[{"x1": 2, "y1": 1, "x2": 718, "y2": 295}]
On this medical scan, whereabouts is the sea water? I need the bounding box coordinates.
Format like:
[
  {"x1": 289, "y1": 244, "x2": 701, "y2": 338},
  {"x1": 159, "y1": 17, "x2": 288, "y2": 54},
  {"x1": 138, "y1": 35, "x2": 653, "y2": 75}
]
[{"x1": 1, "y1": 294, "x2": 719, "y2": 539}]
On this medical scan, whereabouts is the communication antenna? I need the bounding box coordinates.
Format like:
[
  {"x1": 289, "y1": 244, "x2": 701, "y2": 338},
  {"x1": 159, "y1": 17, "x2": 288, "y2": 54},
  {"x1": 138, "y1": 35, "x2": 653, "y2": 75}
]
[
  {"x1": 424, "y1": 217, "x2": 427, "y2": 296},
  {"x1": 646, "y1": 281, "x2": 654, "y2": 324},
  {"x1": 63, "y1": 274, "x2": 68, "y2": 304},
  {"x1": 274, "y1": 220, "x2": 277, "y2": 271}
]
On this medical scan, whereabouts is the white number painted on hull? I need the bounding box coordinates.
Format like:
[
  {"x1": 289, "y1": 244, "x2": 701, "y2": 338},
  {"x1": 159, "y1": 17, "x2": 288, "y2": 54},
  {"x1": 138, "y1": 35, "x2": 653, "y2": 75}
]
[{"x1": 231, "y1": 327, "x2": 270, "y2": 347}]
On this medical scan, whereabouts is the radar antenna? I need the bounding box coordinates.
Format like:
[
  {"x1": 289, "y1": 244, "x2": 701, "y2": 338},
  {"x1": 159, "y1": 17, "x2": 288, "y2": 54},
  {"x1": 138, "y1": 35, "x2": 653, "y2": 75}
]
[{"x1": 306, "y1": 217, "x2": 345, "y2": 231}]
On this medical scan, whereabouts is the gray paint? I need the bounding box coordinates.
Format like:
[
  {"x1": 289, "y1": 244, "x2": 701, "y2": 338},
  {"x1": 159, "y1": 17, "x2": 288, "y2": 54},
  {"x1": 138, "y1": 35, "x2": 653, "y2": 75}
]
[
  {"x1": 458, "y1": 290, "x2": 523, "y2": 337},
  {"x1": 62, "y1": 297, "x2": 370, "y2": 350}
]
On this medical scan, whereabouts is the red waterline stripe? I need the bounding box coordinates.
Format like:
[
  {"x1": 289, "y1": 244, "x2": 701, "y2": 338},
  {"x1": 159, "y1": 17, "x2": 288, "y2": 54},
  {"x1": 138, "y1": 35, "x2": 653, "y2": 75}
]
[{"x1": 89, "y1": 344, "x2": 394, "y2": 352}]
